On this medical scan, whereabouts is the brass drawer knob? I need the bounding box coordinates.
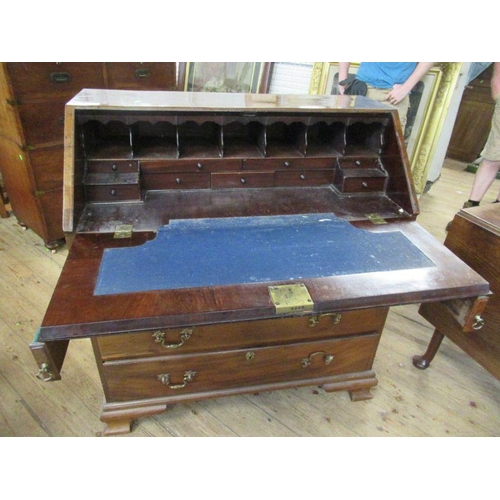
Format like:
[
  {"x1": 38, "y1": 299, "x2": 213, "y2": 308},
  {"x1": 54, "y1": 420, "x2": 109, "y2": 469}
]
[
  {"x1": 152, "y1": 328, "x2": 193, "y2": 349},
  {"x1": 301, "y1": 351, "x2": 335, "y2": 368},
  {"x1": 157, "y1": 370, "x2": 196, "y2": 390},
  {"x1": 245, "y1": 351, "x2": 255, "y2": 362}
]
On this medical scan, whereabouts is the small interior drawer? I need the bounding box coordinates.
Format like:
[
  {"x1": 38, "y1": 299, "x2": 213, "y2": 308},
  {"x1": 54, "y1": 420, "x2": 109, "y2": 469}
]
[
  {"x1": 141, "y1": 172, "x2": 211, "y2": 190},
  {"x1": 87, "y1": 160, "x2": 139, "y2": 174},
  {"x1": 85, "y1": 184, "x2": 141, "y2": 202},
  {"x1": 140, "y1": 159, "x2": 242, "y2": 173},
  {"x1": 334, "y1": 168, "x2": 387, "y2": 193},
  {"x1": 274, "y1": 169, "x2": 334, "y2": 187},
  {"x1": 338, "y1": 158, "x2": 381, "y2": 169},
  {"x1": 243, "y1": 157, "x2": 335, "y2": 171},
  {"x1": 211, "y1": 172, "x2": 274, "y2": 188}
]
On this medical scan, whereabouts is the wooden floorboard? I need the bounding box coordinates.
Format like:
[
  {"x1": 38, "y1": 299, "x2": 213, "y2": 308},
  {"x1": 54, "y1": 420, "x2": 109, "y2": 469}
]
[{"x1": 1, "y1": 158, "x2": 499, "y2": 438}]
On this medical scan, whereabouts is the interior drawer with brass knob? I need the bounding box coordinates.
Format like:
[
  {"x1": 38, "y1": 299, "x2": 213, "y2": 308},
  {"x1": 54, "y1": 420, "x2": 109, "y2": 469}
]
[
  {"x1": 274, "y1": 169, "x2": 334, "y2": 187},
  {"x1": 101, "y1": 334, "x2": 381, "y2": 402},
  {"x1": 243, "y1": 157, "x2": 335, "y2": 171},
  {"x1": 141, "y1": 159, "x2": 242, "y2": 173},
  {"x1": 94, "y1": 307, "x2": 388, "y2": 361},
  {"x1": 141, "y1": 172, "x2": 211, "y2": 190},
  {"x1": 334, "y1": 168, "x2": 388, "y2": 193},
  {"x1": 211, "y1": 172, "x2": 274, "y2": 188}
]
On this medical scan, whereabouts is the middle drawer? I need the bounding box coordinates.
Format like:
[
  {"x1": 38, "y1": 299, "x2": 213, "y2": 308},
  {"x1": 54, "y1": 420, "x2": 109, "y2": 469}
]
[{"x1": 95, "y1": 307, "x2": 388, "y2": 361}]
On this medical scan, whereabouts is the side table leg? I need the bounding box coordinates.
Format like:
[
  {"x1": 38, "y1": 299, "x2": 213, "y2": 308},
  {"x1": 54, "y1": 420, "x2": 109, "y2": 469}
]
[{"x1": 413, "y1": 329, "x2": 445, "y2": 370}]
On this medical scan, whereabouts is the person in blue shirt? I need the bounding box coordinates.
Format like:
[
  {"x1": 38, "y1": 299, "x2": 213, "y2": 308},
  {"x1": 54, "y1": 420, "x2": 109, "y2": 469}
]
[{"x1": 338, "y1": 62, "x2": 435, "y2": 130}]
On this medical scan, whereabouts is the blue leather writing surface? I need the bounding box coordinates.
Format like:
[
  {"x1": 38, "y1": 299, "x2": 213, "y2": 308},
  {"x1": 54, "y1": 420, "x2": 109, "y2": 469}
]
[{"x1": 94, "y1": 213, "x2": 435, "y2": 295}]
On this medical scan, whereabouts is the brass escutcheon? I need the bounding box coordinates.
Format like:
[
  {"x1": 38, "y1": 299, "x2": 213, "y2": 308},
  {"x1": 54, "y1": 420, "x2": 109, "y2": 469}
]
[
  {"x1": 152, "y1": 328, "x2": 193, "y2": 349},
  {"x1": 301, "y1": 351, "x2": 335, "y2": 368},
  {"x1": 157, "y1": 370, "x2": 196, "y2": 389},
  {"x1": 308, "y1": 313, "x2": 342, "y2": 328},
  {"x1": 35, "y1": 363, "x2": 53, "y2": 382}
]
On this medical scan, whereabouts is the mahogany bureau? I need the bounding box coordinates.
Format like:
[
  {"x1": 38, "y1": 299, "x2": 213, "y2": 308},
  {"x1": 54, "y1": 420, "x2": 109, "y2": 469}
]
[
  {"x1": 0, "y1": 63, "x2": 176, "y2": 250},
  {"x1": 30, "y1": 90, "x2": 489, "y2": 435}
]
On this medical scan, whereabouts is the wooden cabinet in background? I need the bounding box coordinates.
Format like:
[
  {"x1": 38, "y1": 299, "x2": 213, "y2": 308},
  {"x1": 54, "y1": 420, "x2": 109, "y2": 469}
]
[
  {"x1": 0, "y1": 62, "x2": 176, "y2": 250},
  {"x1": 447, "y1": 64, "x2": 495, "y2": 163},
  {"x1": 414, "y1": 204, "x2": 500, "y2": 380}
]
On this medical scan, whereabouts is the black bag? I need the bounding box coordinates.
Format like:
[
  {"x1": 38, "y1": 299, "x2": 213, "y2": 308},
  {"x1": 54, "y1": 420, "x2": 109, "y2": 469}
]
[{"x1": 339, "y1": 78, "x2": 368, "y2": 96}]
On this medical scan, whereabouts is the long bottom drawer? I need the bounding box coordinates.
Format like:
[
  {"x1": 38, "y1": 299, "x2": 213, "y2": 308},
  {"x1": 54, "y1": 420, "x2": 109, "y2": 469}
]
[{"x1": 102, "y1": 334, "x2": 380, "y2": 402}]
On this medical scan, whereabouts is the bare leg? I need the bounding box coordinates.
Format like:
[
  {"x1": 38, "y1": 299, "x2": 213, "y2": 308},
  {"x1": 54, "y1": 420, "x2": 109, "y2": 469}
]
[{"x1": 469, "y1": 159, "x2": 500, "y2": 202}]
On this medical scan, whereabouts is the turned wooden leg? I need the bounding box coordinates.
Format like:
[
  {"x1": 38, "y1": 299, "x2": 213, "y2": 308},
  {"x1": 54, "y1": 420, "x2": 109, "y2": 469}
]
[{"x1": 413, "y1": 329, "x2": 445, "y2": 370}]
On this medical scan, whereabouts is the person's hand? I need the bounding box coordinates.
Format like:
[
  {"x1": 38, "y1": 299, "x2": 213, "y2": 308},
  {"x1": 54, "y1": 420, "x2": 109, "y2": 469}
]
[{"x1": 386, "y1": 84, "x2": 410, "y2": 105}]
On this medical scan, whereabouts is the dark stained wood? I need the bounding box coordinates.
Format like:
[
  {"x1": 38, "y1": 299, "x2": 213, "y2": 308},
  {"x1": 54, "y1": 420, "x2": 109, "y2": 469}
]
[
  {"x1": 447, "y1": 64, "x2": 495, "y2": 162},
  {"x1": 38, "y1": 219, "x2": 489, "y2": 342},
  {"x1": 415, "y1": 204, "x2": 500, "y2": 379},
  {"x1": 30, "y1": 90, "x2": 491, "y2": 435},
  {"x1": 0, "y1": 63, "x2": 177, "y2": 250}
]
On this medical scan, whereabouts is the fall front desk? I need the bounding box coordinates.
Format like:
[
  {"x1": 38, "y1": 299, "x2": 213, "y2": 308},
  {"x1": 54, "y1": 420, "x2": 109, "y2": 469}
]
[{"x1": 30, "y1": 90, "x2": 489, "y2": 435}]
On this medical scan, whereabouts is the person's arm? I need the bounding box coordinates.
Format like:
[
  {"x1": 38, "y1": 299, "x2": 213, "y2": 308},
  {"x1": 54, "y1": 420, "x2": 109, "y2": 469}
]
[
  {"x1": 491, "y1": 62, "x2": 500, "y2": 99},
  {"x1": 338, "y1": 62, "x2": 350, "y2": 94},
  {"x1": 386, "y1": 62, "x2": 435, "y2": 104}
]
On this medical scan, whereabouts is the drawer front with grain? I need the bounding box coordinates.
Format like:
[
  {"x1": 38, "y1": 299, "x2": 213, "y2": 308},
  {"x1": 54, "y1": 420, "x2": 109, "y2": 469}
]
[
  {"x1": 141, "y1": 172, "x2": 211, "y2": 190},
  {"x1": 87, "y1": 160, "x2": 139, "y2": 174},
  {"x1": 95, "y1": 308, "x2": 389, "y2": 361},
  {"x1": 102, "y1": 334, "x2": 381, "y2": 401},
  {"x1": 338, "y1": 158, "x2": 381, "y2": 169},
  {"x1": 211, "y1": 172, "x2": 274, "y2": 188},
  {"x1": 106, "y1": 63, "x2": 177, "y2": 91},
  {"x1": 334, "y1": 169, "x2": 387, "y2": 193},
  {"x1": 274, "y1": 169, "x2": 334, "y2": 187},
  {"x1": 141, "y1": 159, "x2": 242, "y2": 174},
  {"x1": 6, "y1": 62, "x2": 105, "y2": 100},
  {"x1": 243, "y1": 157, "x2": 335, "y2": 171},
  {"x1": 85, "y1": 184, "x2": 141, "y2": 203}
]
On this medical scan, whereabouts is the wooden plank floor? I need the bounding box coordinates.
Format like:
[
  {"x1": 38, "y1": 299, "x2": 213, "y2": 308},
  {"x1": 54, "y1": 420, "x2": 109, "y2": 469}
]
[{"x1": 1, "y1": 158, "x2": 499, "y2": 438}]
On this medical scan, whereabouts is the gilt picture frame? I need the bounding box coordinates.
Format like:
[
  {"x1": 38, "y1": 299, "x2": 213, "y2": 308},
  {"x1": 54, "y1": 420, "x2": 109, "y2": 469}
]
[
  {"x1": 178, "y1": 62, "x2": 272, "y2": 94},
  {"x1": 309, "y1": 62, "x2": 461, "y2": 193}
]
